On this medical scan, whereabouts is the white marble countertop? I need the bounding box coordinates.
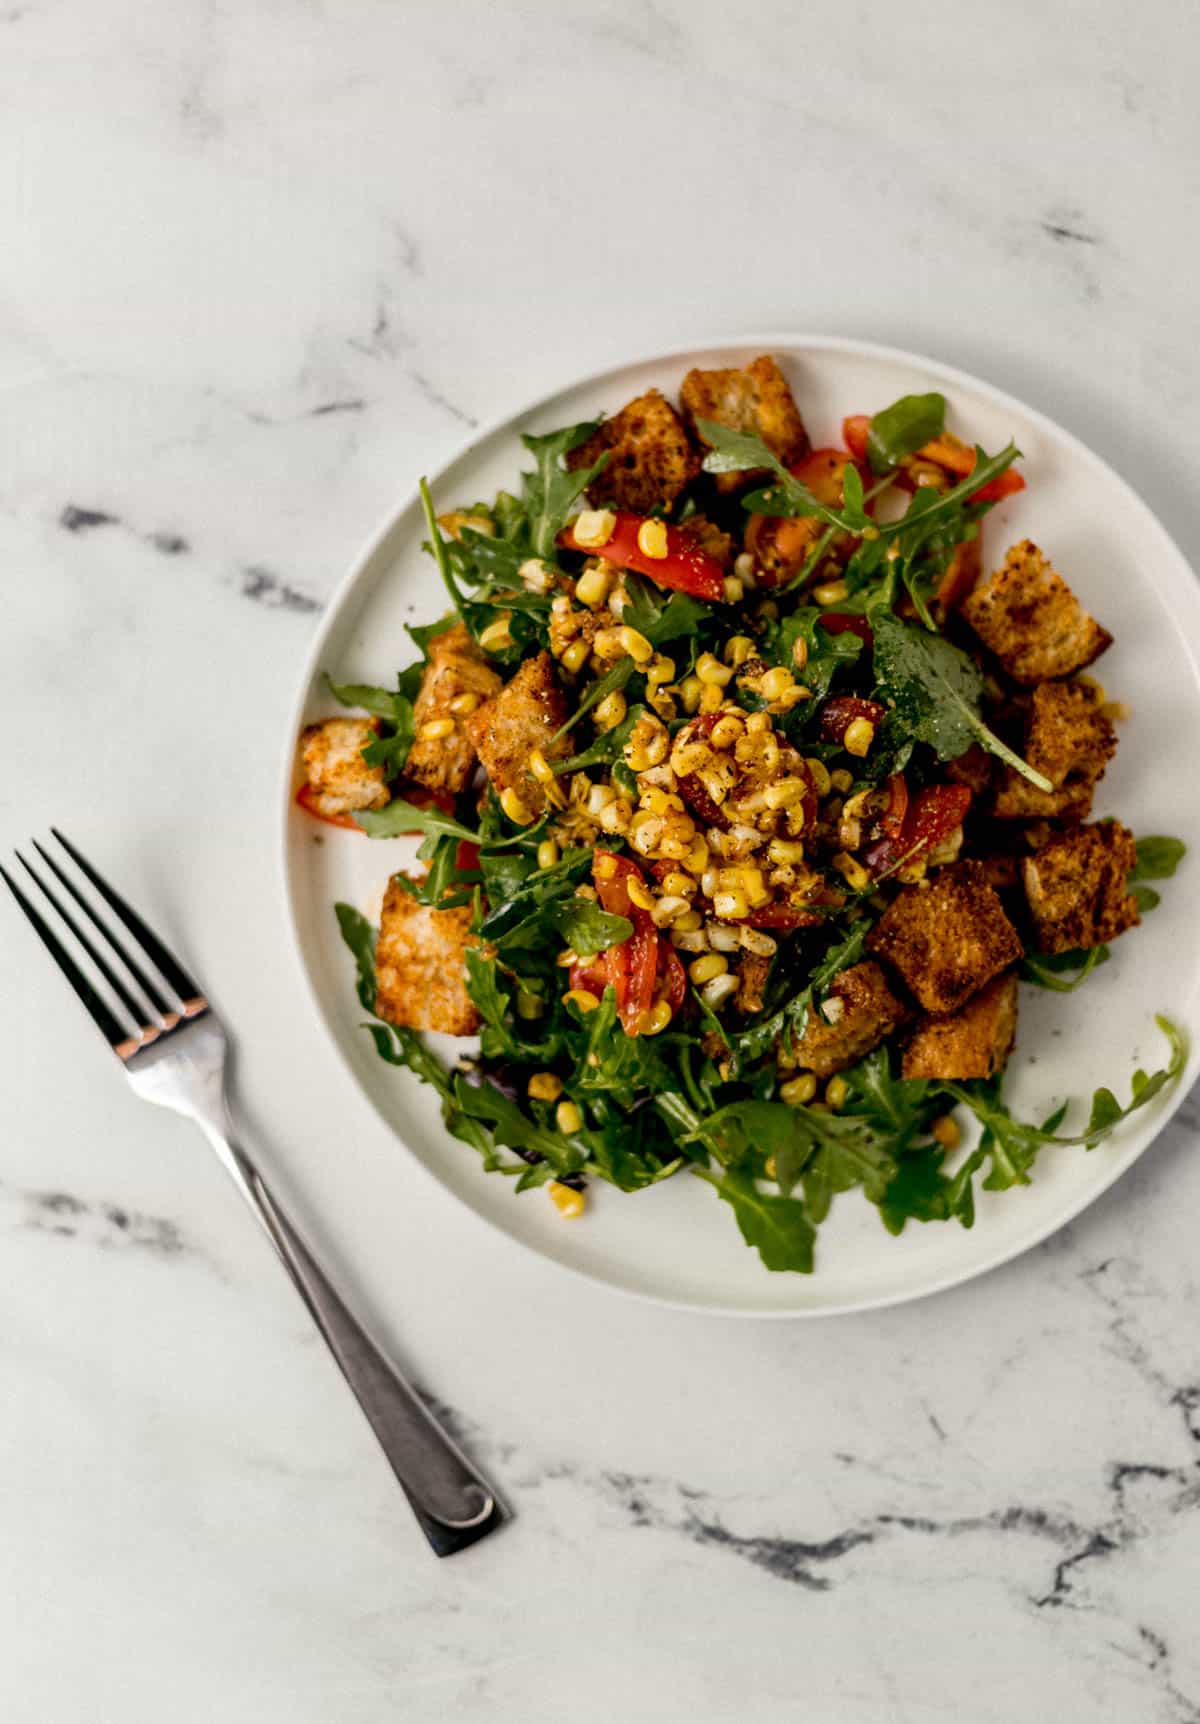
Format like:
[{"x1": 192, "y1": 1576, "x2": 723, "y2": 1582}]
[{"x1": 5, "y1": 5, "x2": 1200, "y2": 1720}]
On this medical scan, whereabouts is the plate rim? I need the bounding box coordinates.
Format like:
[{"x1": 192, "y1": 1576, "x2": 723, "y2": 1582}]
[{"x1": 278, "y1": 330, "x2": 1200, "y2": 1319}]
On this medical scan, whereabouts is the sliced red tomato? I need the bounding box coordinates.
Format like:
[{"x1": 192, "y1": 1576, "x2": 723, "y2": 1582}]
[
  {"x1": 970, "y1": 469, "x2": 1026, "y2": 505},
  {"x1": 790, "y1": 447, "x2": 862, "y2": 502},
  {"x1": 912, "y1": 434, "x2": 1026, "y2": 505},
  {"x1": 841, "y1": 415, "x2": 871, "y2": 463},
  {"x1": 455, "y1": 839, "x2": 481, "y2": 873},
  {"x1": 864, "y1": 783, "x2": 973, "y2": 877},
  {"x1": 658, "y1": 938, "x2": 687, "y2": 1011},
  {"x1": 588, "y1": 851, "x2": 679, "y2": 1035},
  {"x1": 816, "y1": 612, "x2": 874, "y2": 646},
  {"x1": 558, "y1": 513, "x2": 725, "y2": 602},
  {"x1": 818, "y1": 695, "x2": 887, "y2": 745},
  {"x1": 295, "y1": 782, "x2": 363, "y2": 830},
  {"x1": 742, "y1": 902, "x2": 825, "y2": 932}
]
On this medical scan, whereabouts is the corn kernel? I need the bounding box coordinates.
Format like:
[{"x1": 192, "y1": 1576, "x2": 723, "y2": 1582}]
[
  {"x1": 597, "y1": 798, "x2": 632, "y2": 834},
  {"x1": 724, "y1": 635, "x2": 755, "y2": 667},
  {"x1": 479, "y1": 615, "x2": 514, "y2": 651},
  {"x1": 685, "y1": 836, "x2": 710, "y2": 875},
  {"x1": 776, "y1": 685, "x2": 811, "y2": 710},
  {"x1": 708, "y1": 920, "x2": 740, "y2": 952},
  {"x1": 696, "y1": 652, "x2": 733, "y2": 686},
  {"x1": 673, "y1": 910, "x2": 704, "y2": 933},
  {"x1": 537, "y1": 839, "x2": 560, "y2": 870},
  {"x1": 516, "y1": 989, "x2": 545, "y2": 1019},
  {"x1": 829, "y1": 768, "x2": 854, "y2": 793},
  {"x1": 699, "y1": 682, "x2": 725, "y2": 713},
  {"x1": 826, "y1": 1075, "x2": 849, "y2": 1111},
  {"x1": 565, "y1": 991, "x2": 601, "y2": 1018},
  {"x1": 418, "y1": 716, "x2": 455, "y2": 741},
  {"x1": 745, "y1": 711, "x2": 772, "y2": 736},
  {"x1": 659, "y1": 871, "x2": 693, "y2": 898},
  {"x1": 701, "y1": 972, "x2": 740, "y2": 1010},
  {"x1": 572, "y1": 508, "x2": 616, "y2": 549},
  {"x1": 713, "y1": 889, "x2": 750, "y2": 920},
  {"x1": 519, "y1": 557, "x2": 555, "y2": 593},
  {"x1": 768, "y1": 838, "x2": 806, "y2": 865},
  {"x1": 587, "y1": 782, "x2": 617, "y2": 816},
  {"x1": 646, "y1": 653, "x2": 676, "y2": 687},
  {"x1": 560, "y1": 638, "x2": 590, "y2": 673},
  {"x1": 723, "y1": 575, "x2": 744, "y2": 603},
  {"x1": 833, "y1": 850, "x2": 872, "y2": 891},
  {"x1": 636, "y1": 517, "x2": 669, "y2": 559},
  {"x1": 814, "y1": 580, "x2": 850, "y2": 607},
  {"x1": 530, "y1": 749, "x2": 555, "y2": 786},
  {"x1": 759, "y1": 666, "x2": 795, "y2": 702},
  {"x1": 500, "y1": 786, "x2": 532, "y2": 824},
  {"x1": 843, "y1": 717, "x2": 876, "y2": 757},
  {"x1": 679, "y1": 675, "x2": 703, "y2": 714},
  {"x1": 672, "y1": 926, "x2": 709, "y2": 953},
  {"x1": 764, "y1": 777, "x2": 806, "y2": 810},
  {"x1": 594, "y1": 689, "x2": 627, "y2": 731},
  {"x1": 625, "y1": 717, "x2": 669, "y2": 772},
  {"x1": 547, "y1": 1180, "x2": 586, "y2": 1219},
  {"x1": 640, "y1": 999, "x2": 673, "y2": 1036},
  {"x1": 651, "y1": 894, "x2": 691, "y2": 927},
  {"x1": 738, "y1": 925, "x2": 777, "y2": 957},
  {"x1": 528, "y1": 1071, "x2": 563, "y2": 1103},
  {"x1": 780, "y1": 1073, "x2": 818, "y2": 1106},
  {"x1": 689, "y1": 952, "x2": 729, "y2": 985},
  {"x1": 792, "y1": 636, "x2": 809, "y2": 672},
  {"x1": 626, "y1": 877, "x2": 655, "y2": 911},
  {"x1": 619, "y1": 625, "x2": 654, "y2": 664},
  {"x1": 931, "y1": 1113, "x2": 961, "y2": 1151},
  {"x1": 556, "y1": 1100, "x2": 583, "y2": 1134},
  {"x1": 734, "y1": 551, "x2": 755, "y2": 580},
  {"x1": 576, "y1": 563, "x2": 614, "y2": 609}
]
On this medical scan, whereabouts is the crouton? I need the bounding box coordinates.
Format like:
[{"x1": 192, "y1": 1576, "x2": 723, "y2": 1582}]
[
  {"x1": 565, "y1": 389, "x2": 699, "y2": 515},
  {"x1": 868, "y1": 861, "x2": 1023, "y2": 1015},
  {"x1": 786, "y1": 960, "x2": 906, "y2": 1077},
  {"x1": 463, "y1": 651, "x2": 569, "y2": 814},
  {"x1": 404, "y1": 622, "x2": 503, "y2": 797},
  {"x1": 1021, "y1": 820, "x2": 1140, "y2": 953},
  {"x1": 960, "y1": 541, "x2": 1112, "y2": 685},
  {"x1": 736, "y1": 952, "x2": 772, "y2": 1015},
  {"x1": 902, "y1": 972, "x2": 1019, "y2": 1081},
  {"x1": 375, "y1": 876, "x2": 479, "y2": 1035},
  {"x1": 300, "y1": 718, "x2": 390, "y2": 819},
  {"x1": 680, "y1": 354, "x2": 810, "y2": 494},
  {"x1": 993, "y1": 679, "x2": 1117, "y2": 820}
]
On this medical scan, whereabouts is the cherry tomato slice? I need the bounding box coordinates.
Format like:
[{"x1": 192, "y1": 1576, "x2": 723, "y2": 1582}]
[
  {"x1": 559, "y1": 513, "x2": 725, "y2": 602},
  {"x1": 864, "y1": 783, "x2": 973, "y2": 876},
  {"x1": 816, "y1": 612, "x2": 874, "y2": 646},
  {"x1": 818, "y1": 695, "x2": 887, "y2": 745}
]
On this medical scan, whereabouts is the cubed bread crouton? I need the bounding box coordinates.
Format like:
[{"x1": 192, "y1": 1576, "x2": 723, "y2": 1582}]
[
  {"x1": 786, "y1": 960, "x2": 906, "y2": 1077},
  {"x1": 993, "y1": 679, "x2": 1117, "y2": 820},
  {"x1": 375, "y1": 876, "x2": 479, "y2": 1035},
  {"x1": 1021, "y1": 820, "x2": 1140, "y2": 953},
  {"x1": 868, "y1": 861, "x2": 1023, "y2": 1015},
  {"x1": 902, "y1": 972, "x2": 1019, "y2": 1081},
  {"x1": 960, "y1": 541, "x2": 1112, "y2": 685},
  {"x1": 565, "y1": 390, "x2": 699, "y2": 515},
  {"x1": 404, "y1": 622, "x2": 503, "y2": 797},
  {"x1": 463, "y1": 651, "x2": 569, "y2": 814},
  {"x1": 736, "y1": 952, "x2": 772, "y2": 1015},
  {"x1": 680, "y1": 354, "x2": 810, "y2": 494},
  {"x1": 300, "y1": 718, "x2": 390, "y2": 819}
]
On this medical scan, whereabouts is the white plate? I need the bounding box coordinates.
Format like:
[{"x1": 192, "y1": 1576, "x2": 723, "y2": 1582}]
[{"x1": 280, "y1": 335, "x2": 1200, "y2": 1317}]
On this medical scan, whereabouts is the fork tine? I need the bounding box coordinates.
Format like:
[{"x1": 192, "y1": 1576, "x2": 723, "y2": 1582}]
[
  {"x1": 18, "y1": 849, "x2": 161, "y2": 1033},
  {"x1": 50, "y1": 829, "x2": 206, "y2": 1012},
  {"x1": 31, "y1": 840, "x2": 177, "y2": 1025},
  {"x1": 1, "y1": 862, "x2": 134, "y2": 1054}
]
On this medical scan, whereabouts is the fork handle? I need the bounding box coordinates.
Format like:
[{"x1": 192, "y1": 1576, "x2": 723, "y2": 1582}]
[{"x1": 205, "y1": 1129, "x2": 505, "y2": 1556}]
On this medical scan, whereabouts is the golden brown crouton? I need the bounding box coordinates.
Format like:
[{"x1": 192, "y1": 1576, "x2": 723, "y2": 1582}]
[
  {"x1": 463, "y1": 651, "x2": 569, "y2": 814},
  {"x1": 786, "y1": 960, "x2": 906, "y2": 1077},
  {"x1": 993, "y1": 679, "x2": 1117, "y2": 820},
  {"x1": 736, "y1": 952, "x2": 772, "y2": 1015},
  {"x1": 404, "y1": 622, "x2": 503, "y2": 797},
  {"x1": 565, "y1": 390, "x2": 699, "y2": 515},
  {"x1": 1021, "y1": 821, "x2": 1140, "y2": 953},
  {"x1": 902, "y1": 972, "x2": 1019, "y2": 1081},
  {"x1": 868, "y1": 862, "x2": 1023, "y2": 1015},
  {"x1": 375, "y1": 876, "x2": 479, "y2": 1036},
  {"x1": 680, "y1": 355, "x2": 809, "y2": 494},
  {"x1": 300, "y1": 718, "x2": 390, "y2": 819},
  {"x1": 960, "y1": 541, "x2": 1112, "y2": 685}
]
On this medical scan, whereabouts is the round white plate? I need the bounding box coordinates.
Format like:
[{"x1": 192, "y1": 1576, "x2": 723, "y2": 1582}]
[{"x1": 281, "y1": 335, "x2": 1200, "y2": 1317}]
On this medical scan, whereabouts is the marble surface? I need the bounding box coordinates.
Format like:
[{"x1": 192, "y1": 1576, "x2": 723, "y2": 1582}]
[{"x1": 4, "y1": 4, "x2": 1200, "y2": 1719}]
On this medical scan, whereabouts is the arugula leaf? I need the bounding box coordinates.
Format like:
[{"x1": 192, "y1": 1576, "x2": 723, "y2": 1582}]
[
  {"x1": 549, "y1": 656, "x2": 638, "y2": 744},
  {"x1": 869, "y1": 608, "x2": 1053, "y2": 792},
  {"x1": 325, "y1": 673, "x2": 410, "y2": 726},
  {"x1": 1131, "y1": 884, "x2": 1161, "y2": 914},
  {"x1": 771, "y1": 608, "x2": 863, "y2": 702},
  {"x1": 324, "y1": 672, "x2": 418, "y2": 779},
  {"x1": 568, "y1": 987, "x2": 678, "y2": 1112},
  {"x1": 727, "y1": 919, "x2": 872, "y2": 1070},
  {"x1": 865, "y1": 393, "x2": 946, "y2": 474},
  {"x1": 623, "y1": 571, "x2": 714, "y2": 646},
  {"x1": 552, "y1": 899, "x2": 632, "y2": 958},
  {"x1": 585, "y1": 1115, "x2": 684, "y2": 1192},
  {"x1": 694, "y1": 1167, "x2": 816, "y2": 1273},
  {"x1": 1131, "y1": 836, "x2": 1186, "y2": 881},
  {"x1": 1020, "y1": 946, "x2": 1110, "y2": 991},
  {"x1": 452, "y1": 1074, "x2": 586, "y2": 1178},
  {"x1": 522, "y1": 422, "x2": 608, "y2": 560},
  {"x1": 334, "y1": 903, "x2": 377, "y2": 1011},
  {"x1": 353, "y1": 798, "x2": 480, "y2": 843}
]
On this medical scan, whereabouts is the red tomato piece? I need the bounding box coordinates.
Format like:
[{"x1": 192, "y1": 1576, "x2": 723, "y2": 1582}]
[
  {"x1": 880, "y1": 773, "x2": 909, "y2": 840},
  {"x1": 864, "y1": 783, "x2": 973, "y2": 876},
  {"x1": 841, "y1": 415, "x2": 871, "y2": 462},
  {"x1": 818, "y1": 695, "x2": 887, "y2": 745},
  {"x1": 558, "y1": 513, "x2": 725, "y2": 602},
  {"x1": 658, "y1": 938, "x2": 687, "y2": 1011},
  {"x1": 816, "y1": 612, "x2": 874, "y2": 646}
]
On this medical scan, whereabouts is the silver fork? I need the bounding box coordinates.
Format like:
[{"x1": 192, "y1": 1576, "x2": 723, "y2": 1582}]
[{"x1": 3, "y1": 830, "x2": 505, "y2": 1557}]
